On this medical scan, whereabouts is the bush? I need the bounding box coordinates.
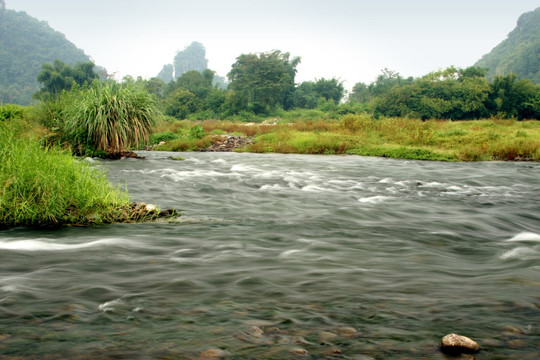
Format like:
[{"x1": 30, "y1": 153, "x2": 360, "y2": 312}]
[
  {"x1": 150, "y1": 130, "x2": 179, "y2": 144},
  {"x1": 0, "y1": 104, "x2": 24, "y2": 121},
  {"x1": 61, "y1": 81, "x2": 161, "y2": 156},
  {"x1": 188, "y1": 125, "x2": 205, "y2": 139}
]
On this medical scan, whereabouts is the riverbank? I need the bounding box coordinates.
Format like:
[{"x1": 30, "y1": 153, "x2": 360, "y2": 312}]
[
  {"x1": 0, "y1": 119, "x2": 178, "y2": 229},
  {"x1": 149, "y1": 116, "x2": 540, "y2": 161}
]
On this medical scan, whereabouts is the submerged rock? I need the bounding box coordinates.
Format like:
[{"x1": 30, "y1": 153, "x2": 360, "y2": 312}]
[
  {"x1": 440, "y1": 333, "x2": 481, "y2": 354},
  {"x1": 199, "y1": 348, "x2": 230, "y2": 359}
]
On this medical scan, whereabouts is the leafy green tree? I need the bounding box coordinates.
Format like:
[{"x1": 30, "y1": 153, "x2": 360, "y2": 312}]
[
  {"x1": 489, "y1": 74, "x2": 540, "y2": 119},
  {"x1": 174, "y1": 70, "x2": 213, "y2": 98},
  {"x1": 369, "y1": 68, "x2": 411, "y2": 97},
  {"x1": 164, "y1": 89, "x2": 202, "y2": 119},
  {"x1": 290, "y1": 82, "x2": 319, "y2": 109},
  {"x1": 349, "y1": 82, "x2": 371, "y2": 103},
  {"x1": 313, "y1": 78, "x2": 345, "y2": 103},
  {"x1": 144, "y1": 77, "x2": 167, "y2": 98},
  {"x1": 34, "y1": 60, "x2": 98, "y2": 100},
  {"x1": 228, "y1": 50, "x2": 301, "y2": 112},
  {"x1": 205, "y1": 88, "x2": 227, "y2": 114}
]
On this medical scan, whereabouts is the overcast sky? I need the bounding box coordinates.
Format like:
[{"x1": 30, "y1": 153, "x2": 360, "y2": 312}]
[{"x1": 8, "y1": 0, "x2": 540, "y2": 89}]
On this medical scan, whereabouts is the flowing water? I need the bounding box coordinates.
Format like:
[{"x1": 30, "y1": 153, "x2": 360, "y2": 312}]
[{"x1": 1, "y1": 152, "x2": 539, "y2": 359}]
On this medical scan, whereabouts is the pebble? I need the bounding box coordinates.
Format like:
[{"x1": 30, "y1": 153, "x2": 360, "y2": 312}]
[
  {"x1": 440, "y1": 333, "x2": 481, "y2": 354},
  {"x1": 289, "y1": 347, "x2": 308, "y2": 356},
  {"x1": 337, "y1": 327, "x2": 359, "y2": 337},
  {"x1": 318, "y1": 331, "x2": 338, "y2": 343},
  {"x1": 199, "y1": 348, "x2": 230, "y2": 359}
]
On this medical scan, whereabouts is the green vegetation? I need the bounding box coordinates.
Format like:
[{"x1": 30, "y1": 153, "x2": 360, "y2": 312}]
[
  {"x1": 0, "y1": 118, "x2": 130, "y2": 228},
  {"x1": 151, "y1": 116, "x2": 540, "y2": 161},
  {"x1": 34, "y1": 59, "x2": 99, "y2": 100},
  {"x1": 350, "y1": 66, "x2": 540, "y2": 120},
  {"x1": 0, "y1": 8, "x2": 91, "y2": 104},
  {"x1": 41, "y1": 81, "x2": 160, "y2": 157},
  {"x1": 228, "y1": 50, "x2": 301, "y2": 112},
  {"x1": 475, "y1": 7, "x2": 540, "y2": 83}
]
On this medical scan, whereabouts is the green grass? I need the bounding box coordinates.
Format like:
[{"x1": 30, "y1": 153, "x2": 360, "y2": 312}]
[
  {"x1": 0, "y1": 121, "x2": 131, "y2": 228},
  {"x1": 150, "y1": 115, "x2": 540, "y2": 161}
]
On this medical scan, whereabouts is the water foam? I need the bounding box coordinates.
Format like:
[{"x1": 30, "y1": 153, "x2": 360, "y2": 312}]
[
  {"x1": 506, "y1": 232, "x2": 540, "y2": 242},
  {"x1": 358, "y1": 196, "x2": 393, "y2": 204},
  {"x1": 500, "y1": 247, "x2": 538, "y2": 260},
  {"x1": 0, "y1": 238, "x2": 129, "y2": 251}
]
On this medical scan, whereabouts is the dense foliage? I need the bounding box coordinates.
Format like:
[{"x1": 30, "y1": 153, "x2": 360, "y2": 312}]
[
  {"x1": 0, "y1": 9, "x2": 90, "y2": 104},
  {"x1": 34, "y1": 60, "x2": 99, "y2": 100},
  {"x1": 350, "y1": 67, "x2": 540, "y2": 120},
  {"x1": 228, "y1": 50, "x2": 301, "y2": 112},
  {"x1": 475, "y1": 7, "x2": 540, "y2": 83}
]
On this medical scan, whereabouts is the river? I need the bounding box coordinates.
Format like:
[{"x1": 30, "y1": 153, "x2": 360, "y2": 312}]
[{"x1": 1, "y1": 152, "x2": 539, "y2": 359}]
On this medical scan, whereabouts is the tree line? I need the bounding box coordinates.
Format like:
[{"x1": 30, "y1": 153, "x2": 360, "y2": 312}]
[
  {"x1": 35, "y1": 50, "x2": 540, "y2": 123},
  {"x1": 351, "y1": 67, "x2": 540, "y2": 120}
]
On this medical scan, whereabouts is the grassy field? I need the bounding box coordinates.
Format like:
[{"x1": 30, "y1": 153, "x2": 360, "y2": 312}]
[{"x1": 150, "y1": 115, "x2": 540, "y2": 161}]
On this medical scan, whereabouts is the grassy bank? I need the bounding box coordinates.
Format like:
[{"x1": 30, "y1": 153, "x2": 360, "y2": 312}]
[
  {"x1": 0, "y1": 114, "x2": 178, "y2": 229},
  {"x1": 0, "y1": 120, "x2": 129, "y2": 228},
  {"x1": 149, "y1": 115, "x2": 540, "y2": 161}
]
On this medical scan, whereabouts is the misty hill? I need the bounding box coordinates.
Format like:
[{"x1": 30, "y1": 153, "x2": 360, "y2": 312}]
[
  {"x1": 157, "y1": 41, "x2": 227, "y2": 88},
  {"x1": 475, "y1": 7, "x2": 540, "y2": 83},
  {"x1": 0, "y1": 7, "x2": 91, "y2": 104}
]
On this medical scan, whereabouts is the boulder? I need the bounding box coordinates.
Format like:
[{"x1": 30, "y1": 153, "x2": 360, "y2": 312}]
[{"x1": 440, "y1": 333, "x2": 481, "y2": 354}]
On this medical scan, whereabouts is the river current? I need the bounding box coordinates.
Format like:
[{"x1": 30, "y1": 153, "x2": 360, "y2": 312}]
[{"x1": 0, "y1": 152, "x2": 539, "y2": 359}]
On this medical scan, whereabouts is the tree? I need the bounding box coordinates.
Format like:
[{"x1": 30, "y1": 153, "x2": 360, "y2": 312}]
[
  {"x1": 313, "y1": 78, "x2": 345, "y2": 103},
  {"x1": 174, "y1": 70, "x2": 213, "y2": 98},
  {"x1": 489, "y1": 74, "x2": 540, "y2": 119},
  {"x1": 349, "y1": 82, "x2": 371, "y2": 103},
  {"x1": 290, "y1": 82, "x2": 319, "y2": 109},
  {"x1": 227, "y1": 50, "x2": 301, "y2": 112},
  {"x1": 164, "y1": 89, "x2": 202, "y2": 119},
  {"x1": 34, "y1": 60, "x2": 98, "y2": 100}
]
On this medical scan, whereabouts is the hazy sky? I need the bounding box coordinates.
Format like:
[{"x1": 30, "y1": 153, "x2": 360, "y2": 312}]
[{"x1": 8, "y1": 0, "x2": 540, "y2": 89}]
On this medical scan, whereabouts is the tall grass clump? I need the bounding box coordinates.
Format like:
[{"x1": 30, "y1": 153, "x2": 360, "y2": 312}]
[
  {"x1": 62, "y1": 81, "x2": 161, "y2": 157},
  {"x1": 0, "y1": 122, "x2": 129, "y2": 228}
]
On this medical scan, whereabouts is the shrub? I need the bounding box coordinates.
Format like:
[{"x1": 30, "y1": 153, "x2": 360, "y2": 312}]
[
  {"x1": 150, "y1": 130, "x2": 178, "y2": 144},
  {"x1": 0, "y1": 104, "x2": 24, "y2": 121},
  {"x1": 62, "y1": 81, "x2": 161, "y2": 156},
  {"x1": 188, "y1": 125, "x2": 205, "y2": 139}
]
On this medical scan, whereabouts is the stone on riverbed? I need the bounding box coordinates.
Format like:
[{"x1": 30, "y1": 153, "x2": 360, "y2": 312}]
[
  {"x1": 198, "y1": 348, "x2": 230, "y2": 359},
  {"x1": 440, "y1": 333, "x2": 481, "y2": 354}
]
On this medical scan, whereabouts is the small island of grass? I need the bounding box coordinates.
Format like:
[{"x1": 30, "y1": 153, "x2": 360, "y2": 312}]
[{"x1": 0, "y1": 82, "x2": 179, "y2": 229}]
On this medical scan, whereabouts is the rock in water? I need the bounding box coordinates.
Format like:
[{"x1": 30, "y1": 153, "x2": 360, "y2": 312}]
[{"x1": 441, "y1": 333, "x2": 481, "y2": 354}]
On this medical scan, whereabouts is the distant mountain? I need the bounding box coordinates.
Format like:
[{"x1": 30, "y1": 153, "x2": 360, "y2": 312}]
[
  {"x1": 475, "y1": 7, "x2": 540, "y2": 83},
  {"x1": 157, "y1": 41, "x2": 227, "y2": 89},
  {"x1": 0, "y1": 8, "x2": 91, "y2": 104}
]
